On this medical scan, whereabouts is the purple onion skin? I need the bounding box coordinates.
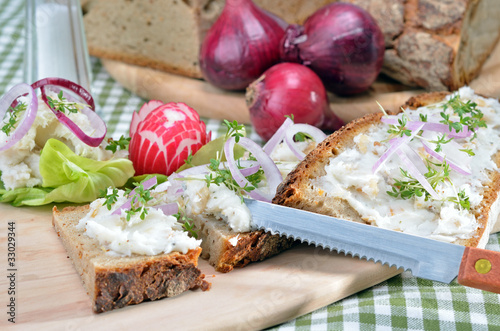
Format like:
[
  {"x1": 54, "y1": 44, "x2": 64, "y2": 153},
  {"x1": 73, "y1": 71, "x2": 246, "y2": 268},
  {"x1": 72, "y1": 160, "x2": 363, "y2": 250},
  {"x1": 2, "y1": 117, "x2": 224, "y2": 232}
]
[
  {"x1": 199, "y1": 0, "x2": 286, "y2": 91},
  {"x1": 281, "y1": 3, "x2": 385, "y2": 95}
]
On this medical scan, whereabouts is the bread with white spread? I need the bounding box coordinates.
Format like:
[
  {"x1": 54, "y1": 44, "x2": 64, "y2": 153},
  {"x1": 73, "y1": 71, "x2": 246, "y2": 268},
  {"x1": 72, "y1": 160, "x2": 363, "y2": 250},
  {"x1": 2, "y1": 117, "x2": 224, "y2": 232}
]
[
  {"x1": 52, "y1": 204, "x2": 210, "y2": 313},
  {"x1": 274, "y1": 88, "x2": 500, "y2": 248}
]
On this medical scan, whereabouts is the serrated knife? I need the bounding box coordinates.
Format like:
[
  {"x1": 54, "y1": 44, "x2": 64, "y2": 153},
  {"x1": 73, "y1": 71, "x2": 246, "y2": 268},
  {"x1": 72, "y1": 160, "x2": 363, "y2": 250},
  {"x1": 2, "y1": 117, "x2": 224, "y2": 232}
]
[{"x1": 244, "y1": 198, "x2": 500, "y2": 294}]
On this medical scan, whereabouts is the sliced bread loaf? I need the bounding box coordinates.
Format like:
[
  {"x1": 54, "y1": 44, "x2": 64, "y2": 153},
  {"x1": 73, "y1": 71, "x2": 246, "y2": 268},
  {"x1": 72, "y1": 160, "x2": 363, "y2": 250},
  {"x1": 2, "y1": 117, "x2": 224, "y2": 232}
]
[
  {"x1": 274, "y1": 88, "x2": 500, "y2": 248},
  {"x1": 52, "y1": 205, "x2": 210, "y2": 313}
]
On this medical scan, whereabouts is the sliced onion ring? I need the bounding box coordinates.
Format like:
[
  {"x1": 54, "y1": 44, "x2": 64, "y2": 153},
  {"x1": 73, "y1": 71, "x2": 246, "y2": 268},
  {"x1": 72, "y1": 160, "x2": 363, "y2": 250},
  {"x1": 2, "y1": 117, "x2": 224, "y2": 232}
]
[
  {"x1": 177, "y1": 160, "x2": 260, "y2": 178},
  {"x1": 155, "y1": 202, "x2": 179, "y2": 216},
  {"x1": 112, "y1": 176, "x2": 158, "y2": 215},
  {"x1": 381, "y1": 117, "x2": 472, "y2": 138},
  {"x1": 36, "y1": 78, "x2": 106, "y2": 147},
  {"x1": 421, "y1": 140, "x2": 471, "y2": 176},
  {"x1": 224, "y1": 136, "x2": 282, "y2": 202},
  {"x1": 372, "y1": 123, "x2": 425, "y2": 174},
  {"x1": 32, "y1": 77, "x2": 95, "y2": 110},
  {"x1": 263, "y1": 117, "x2": 294, "y2": 155},
  {"x1": 284, "y1": 124, "x2": 327, "y2": 160},
  {"x1": 395, "y1": 148, "x2": 440, "y2": 200},
  {"x1": 0, "y1": 83, "x2": 38, "y2": 152}
]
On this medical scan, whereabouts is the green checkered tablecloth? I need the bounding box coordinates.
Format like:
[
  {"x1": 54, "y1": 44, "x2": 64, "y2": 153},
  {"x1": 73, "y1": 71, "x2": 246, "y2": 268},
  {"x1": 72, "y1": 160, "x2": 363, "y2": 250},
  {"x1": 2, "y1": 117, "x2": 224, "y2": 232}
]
[{"x1": 1, "y1": 1, "x2": 500, "y2": 329}]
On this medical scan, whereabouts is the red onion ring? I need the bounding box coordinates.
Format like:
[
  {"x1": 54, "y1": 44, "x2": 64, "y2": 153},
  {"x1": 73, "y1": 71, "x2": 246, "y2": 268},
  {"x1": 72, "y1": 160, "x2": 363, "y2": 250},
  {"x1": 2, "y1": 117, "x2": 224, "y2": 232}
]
[
  {"x1": 262, "y1": 117, "x2": 294, "y2": 155},
  {"x1": 284, "y1": 123, "x2": 327, "y2": 160},
  {"x1": 177, "y1": 160, "x2": 261, "y2": 178},
  {"x1": 0, "y1": 83, "x2": 38, "y2": 152},
  {"x1": 372, "y1": 123, "x2": 425, "y2": 174},
  {"x1": 381, "y1": 117, "x2": 472, "y2": 138},
  {"x1": 395, "y1": 148, "x2": 439, "y2": 200},
  {"x1": 155, "y1": 202, "x2": 179, "y2": 216},
  {"x1": 36, "y1": 78, "x2": 106, "y2": 147},
  {"x1": 112, "y1": 176, "x2": 158, "y2": 215},
  {"x1": 32, "y1": 77, "x2": 95, "y2": 110},
  {"x1": 421, "y1": 140, "x2": 472, "y2": 176},
  {"x1": 224, "y1": 136, "x2": 282, "y2": 202}
]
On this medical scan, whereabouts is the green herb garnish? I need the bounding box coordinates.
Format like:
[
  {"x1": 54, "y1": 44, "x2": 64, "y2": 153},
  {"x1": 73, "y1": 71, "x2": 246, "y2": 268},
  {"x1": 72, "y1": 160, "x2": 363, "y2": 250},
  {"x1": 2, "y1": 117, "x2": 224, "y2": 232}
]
[
  {"x1": 105, "y1": 135, "x2": 131, "y2": 153},
  {"x1": 46, "y1": 90, "x2": 88, "y2": 114},
  {"x1": 387, "y1": 160, "x2": 470, "y2": 210},
  {"x1": 174, "y1": 207, "x2": 198, "y2": 239},
  {"x1": 123, "y1": 181, "x2": 154, "y2": 221},
  {"x1": 99, "y1": 187, "x2": 119, "y2": 210},
  {"x1": 440, "y1": 94, "x2": 486, "y2": 138},
  {"x1": 1, "y1": 102, "x2": 26, "y2": 135}
]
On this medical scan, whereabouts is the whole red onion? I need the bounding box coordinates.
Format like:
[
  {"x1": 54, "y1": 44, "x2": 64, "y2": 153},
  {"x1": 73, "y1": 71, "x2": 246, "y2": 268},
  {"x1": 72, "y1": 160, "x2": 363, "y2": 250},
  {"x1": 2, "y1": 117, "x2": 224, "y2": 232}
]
[
  {"x1": 199, "y1": 0, "x2": 286, "y2": 91},
  {"x1": 281, "y1": 3, "x2": 385, "y2": 95},
  {"x1": 246, "y1": 62, "x2": 343, "y2": 141}
]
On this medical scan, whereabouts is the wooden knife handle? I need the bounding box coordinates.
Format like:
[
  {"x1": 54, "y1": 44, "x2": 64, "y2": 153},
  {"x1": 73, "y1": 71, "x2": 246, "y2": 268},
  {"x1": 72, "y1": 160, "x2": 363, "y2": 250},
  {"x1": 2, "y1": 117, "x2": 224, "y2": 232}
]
[{"x1": 457, "y1": 247, "x2": 500, "y2": 294}]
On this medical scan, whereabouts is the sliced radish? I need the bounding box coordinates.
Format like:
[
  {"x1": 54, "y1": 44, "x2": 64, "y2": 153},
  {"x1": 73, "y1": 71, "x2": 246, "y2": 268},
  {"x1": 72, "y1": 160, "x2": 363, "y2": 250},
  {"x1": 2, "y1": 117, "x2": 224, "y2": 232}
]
[{"x1": 129, "y1": 102, "x2": 210, "y2": 176}]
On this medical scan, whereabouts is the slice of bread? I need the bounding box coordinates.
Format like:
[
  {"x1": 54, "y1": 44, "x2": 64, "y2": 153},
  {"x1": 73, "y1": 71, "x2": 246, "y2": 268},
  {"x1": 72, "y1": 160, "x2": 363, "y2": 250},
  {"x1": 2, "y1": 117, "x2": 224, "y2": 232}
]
[
  {"x1": 274, "y1": 89, "x2": 500, "y2": 249},
  {"x1": 52, "y1": 205, "x2": 210, "y2": 313},
  {"x1": 189, "y1": 214, "x2": 295, "y2": 273}
]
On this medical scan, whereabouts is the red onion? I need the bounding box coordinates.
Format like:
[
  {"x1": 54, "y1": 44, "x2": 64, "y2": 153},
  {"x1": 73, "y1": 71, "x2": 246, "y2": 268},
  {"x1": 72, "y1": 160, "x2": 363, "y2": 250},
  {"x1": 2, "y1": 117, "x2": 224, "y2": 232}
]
[
  {"x1": 0, "y1": 83, "x2": 38, "y2": 151},
  {"x1": 280, "y1": 3, "x2": 385, "y2": 95},
  {"x1": 35, "y1": 77, "x2": 106, "y2": 147},
  {"x1": 199, "y1": 0, "x2": 286, "y2": 90},
  {"x1": 224, "y1": 136, "x2": 282, "y2": 202},
  {"x1": 284, "y1": 123, "x2": 327, "y2": 160},
  {"x1": 246, "y1": 62, "x2": 343, "y2": 141},
  {"x1": 112, "y1": 176, "x2": 158, "y2": 215}
]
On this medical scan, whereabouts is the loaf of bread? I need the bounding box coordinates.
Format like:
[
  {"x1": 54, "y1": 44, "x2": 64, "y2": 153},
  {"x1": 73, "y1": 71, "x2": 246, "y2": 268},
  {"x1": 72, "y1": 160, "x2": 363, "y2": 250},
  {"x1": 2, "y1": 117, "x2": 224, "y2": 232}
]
[
  {"x1": 52, "y1": 205, "x2": 210, "y2": 313},
  {"x1": 82, "y1": 0, "x2": 500, "y2": 91},
  {"x1": 273, "y1": 88, "x2": 500, "y2": 248}
]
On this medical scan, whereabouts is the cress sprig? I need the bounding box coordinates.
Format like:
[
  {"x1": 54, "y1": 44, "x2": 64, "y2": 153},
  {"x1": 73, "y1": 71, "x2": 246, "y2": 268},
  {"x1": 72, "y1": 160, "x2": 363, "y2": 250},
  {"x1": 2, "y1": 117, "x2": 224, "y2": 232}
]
[
  {"x1": 105, "y1": 135, "x2": 131, "y2": 153},
  {"x1": 387, "y1": 159, "x2": 470, "y2": 210},
  {"x1": 123, "y1": 182, "x2": 154, "y2": 221},
  {"x1": 1, "y1": 102, "x2": 26, "y2": 135},
  {"x1": 173, "y1": 205, "x2": 199, "y2": 239},
  {"x1": 46, "y1": 90, "x2": 88, "y2": 114},
  {"x1": 99, "y1": 187, "x2": 119, "y2": 210},
  {"x1": 440, "y1": 95, "x2": 486, "y2": 139}
]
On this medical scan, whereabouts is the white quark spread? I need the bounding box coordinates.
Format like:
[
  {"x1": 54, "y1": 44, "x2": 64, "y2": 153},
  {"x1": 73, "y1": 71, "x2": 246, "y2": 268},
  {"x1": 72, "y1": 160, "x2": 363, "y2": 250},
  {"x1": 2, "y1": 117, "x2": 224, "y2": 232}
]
[
  {"x1": 313, "y1": 87, "x2": 500, "y2": 244},
  {"x1": 180, "y1": 140, "x2": 313, "y2": 232},
  {"x1": 182, "y1": 177, "x2": 253, "y2": 232},
  {"x1": 77, "y1": 189, "x2": 200, "y2": 256},
  {"x1": 0, "y1": 93, "x2": 114, "y2": 190}
]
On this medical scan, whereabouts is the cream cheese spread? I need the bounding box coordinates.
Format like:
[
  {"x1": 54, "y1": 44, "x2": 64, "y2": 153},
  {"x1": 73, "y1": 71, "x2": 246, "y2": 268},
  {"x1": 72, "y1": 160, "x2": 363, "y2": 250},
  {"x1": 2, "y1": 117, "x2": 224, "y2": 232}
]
[
  {"x1": 77, "y1": 189, "x2": 200, "y2": 256},
  {"x1": 179, "y1": 140, "x2": 313, "y2": 232},
  {"x1": 0, "y1": 93, "x2": 114, "y2": 190},
  {"x1": 314, "y1": 87, "x2": 500, "y2": 244}
]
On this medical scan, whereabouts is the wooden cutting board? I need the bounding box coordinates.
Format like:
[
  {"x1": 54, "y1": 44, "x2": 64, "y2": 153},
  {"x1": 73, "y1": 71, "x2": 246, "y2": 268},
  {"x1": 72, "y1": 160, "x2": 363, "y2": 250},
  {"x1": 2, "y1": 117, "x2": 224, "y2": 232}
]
[
  {"x1": 102, "y1": 39, "x2": 500, "y2": 124},
  {"x1": 0, "y1": 203, "x2": 403, "y2": 330}
]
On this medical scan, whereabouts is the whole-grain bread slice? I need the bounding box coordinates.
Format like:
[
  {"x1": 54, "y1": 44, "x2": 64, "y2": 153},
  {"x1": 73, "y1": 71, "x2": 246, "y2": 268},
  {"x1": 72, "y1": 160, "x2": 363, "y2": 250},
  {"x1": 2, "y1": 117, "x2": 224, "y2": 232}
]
[
  {"x1": 52, "y1": 205, "x2": 210, "y2": 313},
  {"x1": 188, "y1": 214, "x2": 295, "y2": 273},
  {"x1": 273, "y1": 91, "x2": 500, "y2": 249}
]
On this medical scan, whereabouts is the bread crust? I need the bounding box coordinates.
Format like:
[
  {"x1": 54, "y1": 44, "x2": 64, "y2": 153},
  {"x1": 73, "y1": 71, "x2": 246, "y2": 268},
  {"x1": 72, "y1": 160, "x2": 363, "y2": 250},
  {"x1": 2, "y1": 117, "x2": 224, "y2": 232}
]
[
  {"x1": 52, "y1": 205, "x2": 210, "y2": 313},
  {"x1": 273, "y1": 92, "x2": 500, "y2": 248},
  {"x1": 190, "y1": 214, "x2": 295, "y2": 273}
]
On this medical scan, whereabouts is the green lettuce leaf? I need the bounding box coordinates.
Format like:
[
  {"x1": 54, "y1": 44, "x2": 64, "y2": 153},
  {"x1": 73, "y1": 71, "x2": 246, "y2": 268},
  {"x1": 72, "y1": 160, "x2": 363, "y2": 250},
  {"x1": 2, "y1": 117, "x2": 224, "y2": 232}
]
[
  {"x1": 176, "y1": 136, "x2": 247, "y2": 172},
  {"x1": 0, "y1": 139, "x2": 135, "y2": 206}
]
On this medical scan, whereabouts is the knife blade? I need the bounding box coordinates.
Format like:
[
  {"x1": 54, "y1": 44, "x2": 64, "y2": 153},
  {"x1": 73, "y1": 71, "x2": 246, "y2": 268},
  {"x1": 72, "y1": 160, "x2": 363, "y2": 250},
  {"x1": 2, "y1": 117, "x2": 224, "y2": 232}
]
[{"x1": 244, "y1": 198, "x2": 500, "y2": 294}]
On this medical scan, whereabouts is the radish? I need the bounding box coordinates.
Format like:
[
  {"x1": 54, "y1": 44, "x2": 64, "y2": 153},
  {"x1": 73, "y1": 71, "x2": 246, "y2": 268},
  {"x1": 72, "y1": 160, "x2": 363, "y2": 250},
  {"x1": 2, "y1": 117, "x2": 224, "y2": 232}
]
[{"x1": 129, "y1": 102, "x2": 210, "y2": 176}]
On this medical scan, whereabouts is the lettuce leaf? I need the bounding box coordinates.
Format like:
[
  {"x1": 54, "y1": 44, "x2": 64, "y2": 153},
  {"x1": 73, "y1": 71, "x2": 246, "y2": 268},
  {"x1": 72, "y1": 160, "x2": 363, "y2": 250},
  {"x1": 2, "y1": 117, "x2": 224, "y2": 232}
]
[
  {"x1": 0, "y1": 139, "x2": 135, "y2": 206},
  {"x1": 176, "y1": 135, "x2": 247, "y2": 172}
]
